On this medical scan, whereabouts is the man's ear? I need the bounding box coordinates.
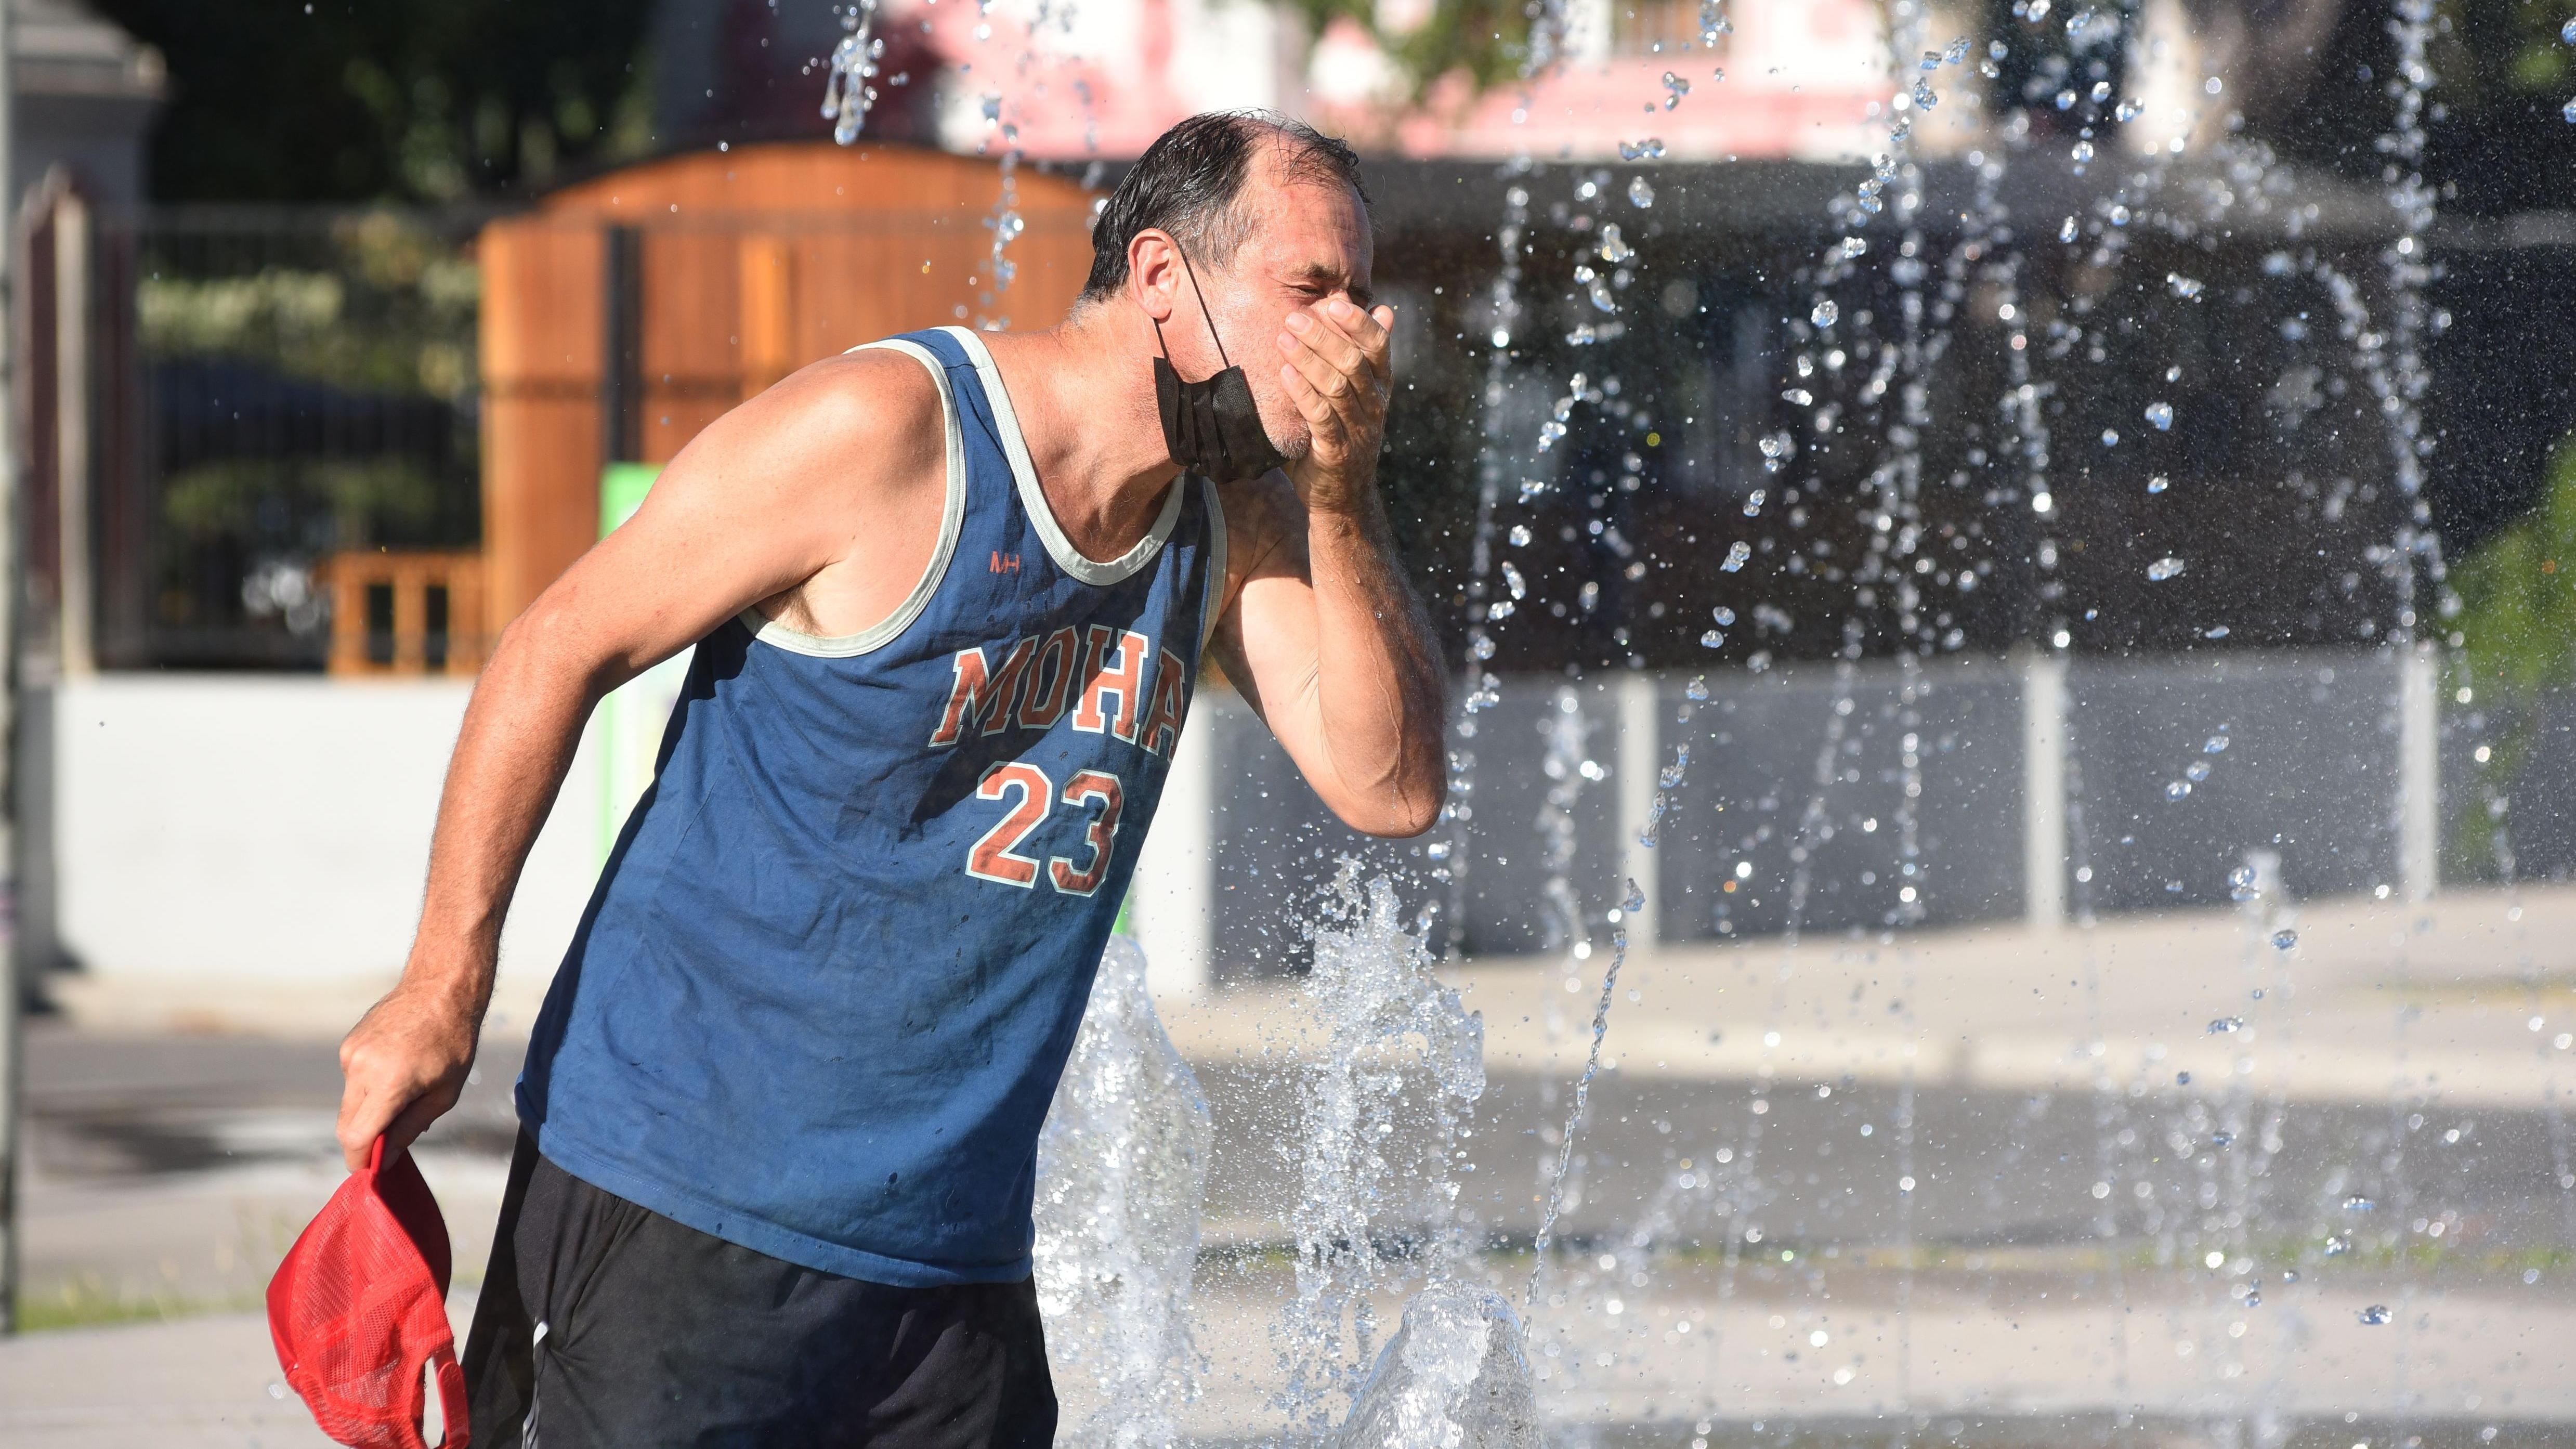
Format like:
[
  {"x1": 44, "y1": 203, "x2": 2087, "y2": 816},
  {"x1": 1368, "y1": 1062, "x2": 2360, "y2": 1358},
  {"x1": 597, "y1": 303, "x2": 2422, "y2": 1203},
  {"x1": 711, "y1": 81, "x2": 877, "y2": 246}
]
[{"x1": 1128, "y1": 228, "x2": 1181, "y2": 324}]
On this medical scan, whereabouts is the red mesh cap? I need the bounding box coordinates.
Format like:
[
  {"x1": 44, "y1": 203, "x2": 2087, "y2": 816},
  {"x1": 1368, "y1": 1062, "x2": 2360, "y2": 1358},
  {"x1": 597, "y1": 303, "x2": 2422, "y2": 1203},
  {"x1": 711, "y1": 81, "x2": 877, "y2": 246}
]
[{"x1": 267, "y1": 1138, "x2": 470, "y2": 1448}]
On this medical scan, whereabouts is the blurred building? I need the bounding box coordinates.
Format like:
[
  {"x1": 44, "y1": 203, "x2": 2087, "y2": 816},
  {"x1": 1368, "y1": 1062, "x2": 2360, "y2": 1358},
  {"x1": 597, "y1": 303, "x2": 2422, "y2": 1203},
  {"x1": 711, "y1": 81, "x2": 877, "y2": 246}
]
[
  {"x1": 645, "y1": 0, "x2": 1903, "y2": 164},
  {"x1": 9, "y1": 0, "x2": 163, "y2": 208}
]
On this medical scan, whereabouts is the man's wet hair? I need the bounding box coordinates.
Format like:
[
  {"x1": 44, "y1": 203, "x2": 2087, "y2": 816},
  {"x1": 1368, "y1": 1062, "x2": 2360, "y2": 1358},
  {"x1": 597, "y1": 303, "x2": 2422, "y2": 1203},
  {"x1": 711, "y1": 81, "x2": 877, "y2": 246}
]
[{"x1": 1081, "y1": 110, "x2": 1367, "y2": 301}]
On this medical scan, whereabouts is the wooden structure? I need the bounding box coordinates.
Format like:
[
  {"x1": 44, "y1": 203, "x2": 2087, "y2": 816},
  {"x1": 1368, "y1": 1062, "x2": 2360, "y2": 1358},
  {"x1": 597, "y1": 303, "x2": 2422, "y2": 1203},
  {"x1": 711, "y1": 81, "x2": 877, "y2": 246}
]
[
  {"x1": 477, "y1": 143, "x2": 1099, "y2": 641},
  {"x1": 322, "y1": 549, "x2": 486, "y2": 676}
]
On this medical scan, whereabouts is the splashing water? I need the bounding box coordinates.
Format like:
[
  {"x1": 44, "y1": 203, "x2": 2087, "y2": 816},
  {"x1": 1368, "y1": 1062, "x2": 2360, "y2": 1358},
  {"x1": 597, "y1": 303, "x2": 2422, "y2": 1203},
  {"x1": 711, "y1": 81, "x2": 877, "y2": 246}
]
[
  {"x1": 1032, "y1": 936, "x2": 1212, "y2": 1447},
  {"x1": 820, "y1": 0, "x2": 885, "y2": 143},
  {"x1": 1277, "y1": 868, "x2": 1488, "y2": 1439},
  {"x1": 1332, "y1": 1282, "x2": 1540, "y2": 1449}
]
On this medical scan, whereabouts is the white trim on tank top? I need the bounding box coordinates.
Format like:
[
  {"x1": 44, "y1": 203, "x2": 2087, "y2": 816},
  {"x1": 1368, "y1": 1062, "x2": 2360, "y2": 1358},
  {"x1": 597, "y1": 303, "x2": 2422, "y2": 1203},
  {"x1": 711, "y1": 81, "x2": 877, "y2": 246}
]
[
  {"x1": 944, "y1": 325, "x2": 1184, "y2": 586},
  {"x1": 738, "y1": 337, "x2": 967, "y2": 658}
]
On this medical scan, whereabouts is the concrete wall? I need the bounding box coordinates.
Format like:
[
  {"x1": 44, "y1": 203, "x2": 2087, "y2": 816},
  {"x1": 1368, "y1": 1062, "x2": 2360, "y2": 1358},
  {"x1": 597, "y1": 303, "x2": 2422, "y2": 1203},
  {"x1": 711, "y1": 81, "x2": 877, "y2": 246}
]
[
  {"x1": 54, "y1": 676, "x2": 605, "y2": 992},
  {"x1": 48, "y1": 649, "x2": 2453, "y2": 994}
]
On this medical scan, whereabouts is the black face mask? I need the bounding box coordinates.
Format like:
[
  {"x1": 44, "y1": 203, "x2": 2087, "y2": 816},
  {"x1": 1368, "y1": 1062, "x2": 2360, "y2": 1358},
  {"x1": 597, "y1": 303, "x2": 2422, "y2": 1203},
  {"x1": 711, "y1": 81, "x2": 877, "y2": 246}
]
[{"x1": 1154, "y1": 251, "x2": 1288, "y2": 483}]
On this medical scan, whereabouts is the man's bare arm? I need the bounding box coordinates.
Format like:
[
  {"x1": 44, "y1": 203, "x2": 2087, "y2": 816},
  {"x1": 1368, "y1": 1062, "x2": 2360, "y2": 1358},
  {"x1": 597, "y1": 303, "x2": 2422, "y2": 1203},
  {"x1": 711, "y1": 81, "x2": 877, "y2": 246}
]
[
  {"x1": 333, "y1": 353, "x2": 941, "y2": 1170},
  {"x1": 1209, "y1": 298, "x2": 1446, "y2": 838}
]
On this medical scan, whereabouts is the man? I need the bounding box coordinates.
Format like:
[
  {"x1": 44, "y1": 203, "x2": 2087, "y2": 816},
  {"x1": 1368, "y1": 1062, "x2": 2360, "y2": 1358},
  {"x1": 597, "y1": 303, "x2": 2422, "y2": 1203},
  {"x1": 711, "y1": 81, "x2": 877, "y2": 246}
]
[{"x1": 331, "y1": 111, "x2": 1443, "y2": 1445}]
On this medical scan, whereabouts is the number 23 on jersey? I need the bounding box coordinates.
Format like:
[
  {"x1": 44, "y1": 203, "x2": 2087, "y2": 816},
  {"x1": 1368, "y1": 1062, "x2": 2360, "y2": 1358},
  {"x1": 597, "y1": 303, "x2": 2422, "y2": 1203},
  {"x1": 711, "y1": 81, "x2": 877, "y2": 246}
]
[{"x1": 965, "y1": 762, "x2": 1125, "y2": 895}]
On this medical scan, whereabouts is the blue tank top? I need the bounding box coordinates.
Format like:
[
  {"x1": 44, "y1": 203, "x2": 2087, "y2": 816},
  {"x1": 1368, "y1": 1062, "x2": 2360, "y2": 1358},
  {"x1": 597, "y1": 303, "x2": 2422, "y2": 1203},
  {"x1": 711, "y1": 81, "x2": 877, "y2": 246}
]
[{"x1": 516, "y1": 326, "x2": 1227, "y2": 1287}]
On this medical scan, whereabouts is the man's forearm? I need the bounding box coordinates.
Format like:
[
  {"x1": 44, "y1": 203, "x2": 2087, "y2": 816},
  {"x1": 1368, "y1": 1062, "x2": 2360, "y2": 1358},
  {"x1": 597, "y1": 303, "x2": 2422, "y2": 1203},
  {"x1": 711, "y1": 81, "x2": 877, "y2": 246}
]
[
  {"x1": 1305, "y1": 492, "x2": 1447, "y2": 834},
  {"x1": 401, "y1": 620, "x2": 611, "y2": 1014}
]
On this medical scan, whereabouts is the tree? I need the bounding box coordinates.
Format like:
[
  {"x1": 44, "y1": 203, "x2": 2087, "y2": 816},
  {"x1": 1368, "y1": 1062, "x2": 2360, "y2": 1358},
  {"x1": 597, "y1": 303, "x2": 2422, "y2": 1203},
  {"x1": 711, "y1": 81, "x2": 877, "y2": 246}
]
[{"x1": 92, "y1": 0, "x2": 657, "y2": 203}]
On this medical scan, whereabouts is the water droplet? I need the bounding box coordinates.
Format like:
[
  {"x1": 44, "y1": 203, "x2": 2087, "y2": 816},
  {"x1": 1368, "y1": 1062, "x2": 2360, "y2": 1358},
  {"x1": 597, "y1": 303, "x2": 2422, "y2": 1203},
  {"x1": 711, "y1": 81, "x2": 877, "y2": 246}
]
[
  {"x1": 1685, "y1": 676, "x2": 1709, "y2": 701},
  {"x1": 2565, "y1": 97, "x2": 2576, "y2": 124},
  {"x1": 2204, "y1": 734, "x2": 2230, "y2": 753},
  {"x1": 2344, "y1": 1194, "x2": 2375, "y2": 1213},
  {"x1": 1701, "y1": 630, "x2": 1727, "y2": 648},
  {"x1": 2175, "y1": 1071, "x2": 2192, "y2": 1085},
  {"x1": 1811, "y1": 298, "x2": 1840, "y2": 327},
  {"x1": 1623, "y1": 879, "x2": 1646, "y2": 912},
  {"x1": 2101, "y1": 428, "x2": 2121, "y2": 447},
  {"x1": 1712, "y1": 606, "x2": 1736, "y2": 625},
  {"x1": 2359, "y1": 1304, "x2": 2392, "y2": 1325},
  {"x1": 2563, "y1": 16, "x2": 2576, "y2": 43},
  {"x1": 2212, "y1": 1130, "x2": 2235, "y2": 1147},
  {"x1": 2272, "y1": 928, "x2": 2298, "y2": 950},
  {"x1": 2147, "y1": 474, "x2": 2169, "y2": 494},
  {"x1": 1597, "y1": 225, "x2": 1634, "y2": 264},
  {"x1": 2166, "y1": 271, "x2": 2205, "y2": 300},
  {"x1": 2147, "y1": 557, "x2": 2186, "y2": 582},
  {"x1": 2323, "y1": 1233, "x2": 2351, "y2": 1256},
  {"x1": 1742, "y1": 489, "x2": 1766, "y2": 517},
  {"x1": 1501, "y1": 563, "x2": 1527, "y2": 599},
  {"x1": 2208, "y1": 1016, "x2": 2243, "y2": 1034},
  {"x1": 2145, "y1": 401, "x2": 2175, "y2": 430},
  {"x1": 2164, "y1": 878, "x2": 2186, "y2": 892},
  {"x1": 1509, "y1": 525, "x2": 1532, "y2": 546},
  {"x1": 1721, "y1": 541, "x2": 1751, "y2": 572},
  {"x1": 2059, "y1": 215, "x2": 2079, "y2": 243},
  {"x1": 1840, "y1": 236, "x2": 1868, "y2": 259},
  {"x1": 1944, "y1": 36, "x2": 1970, "y2": 64},
  {"x1": 1628, "y1": 175, "x2": 1656, "y2": 208},
  {"x1": 2228, "y1": 864, "x2": 2258, "y2": 894},
  {"x1": 1914, "y1": 79, "x2": 1939, "y2": 110},
  {"x1": 2185, "y1": 761, "x2": 2211, "y2": 782},
  {"x1": 2070, "y1": 139, "x2": 2095, "y2": 164},
  {"x1": 2115, "y1": 97, "x2": 2143, "y2": 122},
  {"x1": 2241, "y1": 1287, "x2": 2261, "y2": 1308},
  {"x1": 1782, "y1": 387, "x2": 1814, "y2": 406}
]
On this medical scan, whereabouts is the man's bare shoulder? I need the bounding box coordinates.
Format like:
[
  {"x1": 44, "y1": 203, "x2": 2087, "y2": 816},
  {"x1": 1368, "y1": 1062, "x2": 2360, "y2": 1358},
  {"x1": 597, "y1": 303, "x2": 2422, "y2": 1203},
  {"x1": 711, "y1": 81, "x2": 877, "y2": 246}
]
[{"x1": 685, "y1": 347, "x2": 945, "y2": 499}]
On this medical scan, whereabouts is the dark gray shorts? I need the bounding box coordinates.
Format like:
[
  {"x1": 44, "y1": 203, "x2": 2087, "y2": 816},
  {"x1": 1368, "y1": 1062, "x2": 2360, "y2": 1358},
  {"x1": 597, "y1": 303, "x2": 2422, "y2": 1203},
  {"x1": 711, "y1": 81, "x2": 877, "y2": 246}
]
[{"x1": 462, "y1": 1132, "x2": 1058, "y2": 1448}]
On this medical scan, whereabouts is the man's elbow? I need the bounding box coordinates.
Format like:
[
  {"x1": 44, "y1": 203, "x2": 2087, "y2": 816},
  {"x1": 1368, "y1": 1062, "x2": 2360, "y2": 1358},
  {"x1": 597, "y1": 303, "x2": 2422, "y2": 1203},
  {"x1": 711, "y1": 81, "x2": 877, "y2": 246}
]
[{"x1": 1338, "y1": 778, "x2": 1446, "y2": 840}]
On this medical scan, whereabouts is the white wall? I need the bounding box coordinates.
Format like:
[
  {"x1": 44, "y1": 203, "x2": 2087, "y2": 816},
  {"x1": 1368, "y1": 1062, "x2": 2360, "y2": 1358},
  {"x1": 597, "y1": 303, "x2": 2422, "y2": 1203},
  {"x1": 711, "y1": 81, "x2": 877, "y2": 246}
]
[{"x1": 55, "y1": 676, "x2": 605, "y2": 990}]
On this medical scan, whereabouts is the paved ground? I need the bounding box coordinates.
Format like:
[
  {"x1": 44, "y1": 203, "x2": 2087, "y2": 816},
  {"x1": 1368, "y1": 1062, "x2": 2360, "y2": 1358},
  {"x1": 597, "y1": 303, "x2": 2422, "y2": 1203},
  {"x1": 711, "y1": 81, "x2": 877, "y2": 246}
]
[{"x1": 7, "y1": 882, "x2": 2575, "y2": 1444}]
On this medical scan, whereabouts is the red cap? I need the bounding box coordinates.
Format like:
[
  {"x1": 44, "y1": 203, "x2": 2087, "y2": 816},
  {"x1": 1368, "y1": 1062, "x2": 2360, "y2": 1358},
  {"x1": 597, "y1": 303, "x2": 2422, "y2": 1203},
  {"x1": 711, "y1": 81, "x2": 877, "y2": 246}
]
[{"x1": 267, "y1": 1138, "x2": 471, "y2": 1449}]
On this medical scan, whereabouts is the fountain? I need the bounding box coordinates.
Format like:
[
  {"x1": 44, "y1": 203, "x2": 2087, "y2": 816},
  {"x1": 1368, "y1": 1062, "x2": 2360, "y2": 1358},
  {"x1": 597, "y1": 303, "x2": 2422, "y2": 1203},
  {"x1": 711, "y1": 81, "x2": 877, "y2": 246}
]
[
  {"x1": 864, "y1": 0, "x2": 2576, "y2": 1441},
  {"x1": 1034, "y1": 936, "x2": 1213, "y2": 1446}
]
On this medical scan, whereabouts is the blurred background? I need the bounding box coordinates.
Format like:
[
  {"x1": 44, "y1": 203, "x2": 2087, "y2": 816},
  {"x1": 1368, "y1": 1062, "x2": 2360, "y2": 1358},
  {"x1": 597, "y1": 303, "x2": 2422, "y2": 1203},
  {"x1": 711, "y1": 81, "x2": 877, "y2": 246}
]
[{"x1": 0, "y1": 0, "x2": 2573, "y2": 1443}]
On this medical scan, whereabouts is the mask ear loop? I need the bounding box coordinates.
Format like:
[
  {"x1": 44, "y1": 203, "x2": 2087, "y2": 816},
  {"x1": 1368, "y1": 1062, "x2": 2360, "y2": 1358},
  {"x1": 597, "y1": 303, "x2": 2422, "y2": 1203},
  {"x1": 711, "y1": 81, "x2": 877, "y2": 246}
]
[{"x1": 1174, "y1": 249, "x2": 1236, "y2": 370}]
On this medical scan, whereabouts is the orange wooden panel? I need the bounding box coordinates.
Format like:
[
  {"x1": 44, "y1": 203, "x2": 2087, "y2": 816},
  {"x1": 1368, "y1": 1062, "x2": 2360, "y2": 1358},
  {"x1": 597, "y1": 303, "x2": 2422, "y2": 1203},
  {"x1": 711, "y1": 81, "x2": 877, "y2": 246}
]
[
  {"x1": 638, "y1": 229, "x2": 742, "y2": 390},
  {"x1": 481, "y1": 220, "x2": 604, "y2": 388},
  {"x1": 738, "y1": 234, "x2": 797, "y2": 398},
  {"x1": 482, "y1": 394, "x2": 600, "y2": 636},
  {"x1": 537, "y1": 142, "x2": 1095, "y2": 224}
]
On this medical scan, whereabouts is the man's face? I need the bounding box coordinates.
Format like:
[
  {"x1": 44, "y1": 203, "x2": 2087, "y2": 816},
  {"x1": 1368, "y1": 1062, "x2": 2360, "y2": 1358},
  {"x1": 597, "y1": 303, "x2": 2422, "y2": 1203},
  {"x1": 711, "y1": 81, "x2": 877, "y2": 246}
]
[{"x1": 1177, "y1": 147, "x2": 1375, "y2": 461}]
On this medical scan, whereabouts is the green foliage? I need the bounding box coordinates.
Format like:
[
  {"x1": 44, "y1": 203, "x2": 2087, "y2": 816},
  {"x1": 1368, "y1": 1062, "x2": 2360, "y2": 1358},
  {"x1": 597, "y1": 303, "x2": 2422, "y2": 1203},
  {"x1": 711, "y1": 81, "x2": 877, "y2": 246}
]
[
  {"x1": 94, "y1": 0, "x2": 656, "y2": 202},
  {"x1": 1272, "y1": 0, "x2": 1542, "y2": 98},
  {"x1": 2446, "y1": 433, "x2": 2576, "y2": 873},
  {"x1": 138, "y1": 215, "x2": 479, "y2": 400},
  {"x1": 160, "y1": 458, "x2": 447, "y2": 551}
]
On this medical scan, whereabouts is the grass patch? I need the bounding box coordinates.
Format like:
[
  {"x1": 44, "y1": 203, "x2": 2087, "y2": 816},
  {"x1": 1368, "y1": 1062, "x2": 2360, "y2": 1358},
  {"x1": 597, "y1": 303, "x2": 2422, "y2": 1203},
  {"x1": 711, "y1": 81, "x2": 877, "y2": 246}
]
[{"x1": 18, "y1": 1275, "x2": 264, "y2": 1333}]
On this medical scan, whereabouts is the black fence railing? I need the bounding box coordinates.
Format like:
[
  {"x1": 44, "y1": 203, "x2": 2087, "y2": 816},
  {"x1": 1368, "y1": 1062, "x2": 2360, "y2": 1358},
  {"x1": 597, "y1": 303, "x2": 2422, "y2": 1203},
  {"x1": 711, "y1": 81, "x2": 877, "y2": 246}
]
[{"x1": 24, "y1": 201, "x2": 485, "y2": 671}]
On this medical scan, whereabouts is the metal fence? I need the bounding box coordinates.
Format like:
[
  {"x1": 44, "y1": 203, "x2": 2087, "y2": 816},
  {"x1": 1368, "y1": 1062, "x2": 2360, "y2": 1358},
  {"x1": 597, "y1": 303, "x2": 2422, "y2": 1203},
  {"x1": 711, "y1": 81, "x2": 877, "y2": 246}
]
[
  {"x1": 1194, "y1": 650, "x2": 2481, "y2": 978},
  {"x1": 22, "y1": 198, "x2": 483, "y2": 672}
]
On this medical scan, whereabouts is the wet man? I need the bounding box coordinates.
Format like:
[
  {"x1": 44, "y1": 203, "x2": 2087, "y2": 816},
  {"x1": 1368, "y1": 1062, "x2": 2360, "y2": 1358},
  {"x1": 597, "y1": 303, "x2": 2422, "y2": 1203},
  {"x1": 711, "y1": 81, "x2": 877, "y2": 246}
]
[{"x1": 331, "y1": 111, "x2": 1444, "y2": 1446}]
